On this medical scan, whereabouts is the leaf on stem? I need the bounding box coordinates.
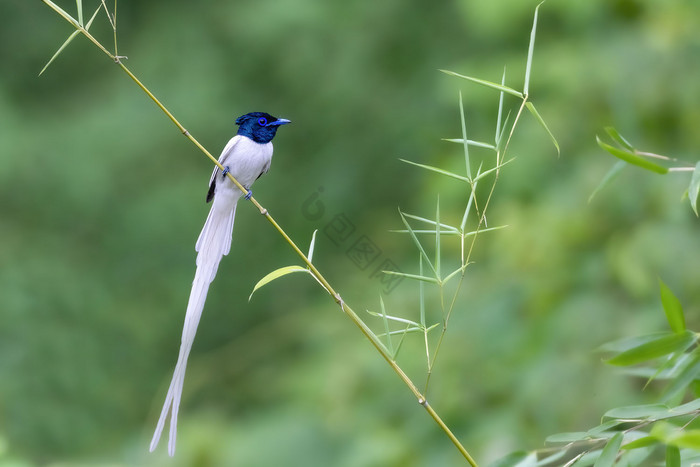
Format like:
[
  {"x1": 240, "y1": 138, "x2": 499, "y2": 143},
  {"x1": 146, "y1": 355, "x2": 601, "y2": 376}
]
[
  {"x1": 604, "y1": 127, "x2": 635, "y2": 151},
  {"x1": 398, "y1": 210, "x2": 438, "y2": 280},
  {"x1": 439, "y1": 69, "x2": 524, "y2": 98},
  {"x1": 39, "y1": 3, "x2": 103, "y2": 76},
  {"x1": 658, "y1": 278, "x2": 685, "y2": 333},
  {"x1": 443, "y1": 138, "x2": 496, "y2": 151},
  {"x1": 593, "y1": 431, "x2": 623, "y2": 467},
  {"x1": 525, "y1": 102, "x2": 559, "y2": 155},
  {"x1": 524, "y1": 1, "x2": 545, "y2": 96},
  {"x1": 495, "y1": 67, "x2": 506, "y2": 145},
  {"x1": 596, "y1": 136, "x2": 668, "y2": 174},
  {"x1": 661, "y1": 350, "x2": 700, "y2": 402},
  {"x1": 605, "y1": 330, "x2": 696, "y2": 366},
  {"x1": 399, "y1": 158, "x2": 469, "y2": 182},
  {"x1": 249, "y1": 265, "x2": 309, "y2": 301},
  {"x1": 458, "y1": 91, "x2": 472, "y2": 179},
  {"x1": 689, "y1": 161, "x2": 700, "y2": 216}
]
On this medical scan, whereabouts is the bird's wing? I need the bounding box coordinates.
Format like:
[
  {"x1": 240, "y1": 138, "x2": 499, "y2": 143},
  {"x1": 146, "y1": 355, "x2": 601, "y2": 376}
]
[{"x1": 206, "y1": 135, "x2": 241, "y2": 203}]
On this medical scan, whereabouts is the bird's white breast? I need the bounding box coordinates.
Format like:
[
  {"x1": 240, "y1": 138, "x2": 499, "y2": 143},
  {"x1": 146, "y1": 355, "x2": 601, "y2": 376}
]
[{"x1": 214, "y1": 135, "x2": 273, "y2": 206}]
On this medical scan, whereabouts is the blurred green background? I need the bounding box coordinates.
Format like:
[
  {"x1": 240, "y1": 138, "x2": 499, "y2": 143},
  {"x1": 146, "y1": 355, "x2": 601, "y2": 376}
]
[{"x1": 2, "y1": 0, "x2": 700, "y2": 465}]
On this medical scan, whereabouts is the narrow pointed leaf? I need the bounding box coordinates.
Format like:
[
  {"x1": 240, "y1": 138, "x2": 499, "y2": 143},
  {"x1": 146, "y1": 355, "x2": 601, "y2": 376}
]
[
  {"x1": 596, "y1": 136, "x2": 668, "y2": 174},
  {"x1": 249, "y1": 265, "x2": 309, "y2": 300},
  {"x1": 459, "y1": 91, "x2": 472, "y2": 179},
  {"x1": 604, "y1": 403, "x2": 670, "y2": 420},
  {"x1": 443, "y1": 265, "x2": 467, "y2": 285},
  {"x1": 39, "y1": 29, "x2": 82, "y2": 76},
  {"x1": 398, "y1": 210, "x2": 437, "y2": 278},
  {"x1": 443, "y1": 138, "x2": 496, "y2": 150},
  {"x1": 495, "y1": 67, "x2": 506, "y2": 144},
  {"x1": 666, "y1": 446, "x2": 680, "y2": 467},
  {"x1": 472, "y1": 157, "x2": 515, "y2": 182},
  {"x1": 435, "y1": 197, "x2": 441, "y2": 279},
  {"x1": 307, "y1": 229, "x2": 318, "y2": 262},
  {"x1": 399, "y1": 159, "x2": 469, "y2": 182},
  {"x1": 440, "y1": 69, "x2": 523, "y2": 98},
  {"x1": 589, "y1": 160, "x2": 626, "y2": 203},
  {"x1": 604, "y1": 127, "x2": 635, "y2": 151},
  {"x1": 659, "y1": 278, "x2": 685, "y2": 333},
  {"x1": 382, "y1": 270, "x2": 439, "y2": 284},
  {"x1": 524, "y1": 1, "x2": 544, "y2": 96},
  {"x1": 594, "y1": 432, "x2": 623, "y2": 467},
  {"x1": 525, "y1": 102, "x2": 559, "y2": 155},
  {"x1": 76, "y1": 0, "x2": 84, "y2": 25},
  {"x1": 605, "y1": 330, "x2": 695, "y2": 366},
  {"x1": 622, "y1": 436, "x2": 659, "y2": 449},
  {"x1": 378, "y1": 296, "x2": 393, "y2": 355},
  {"x1": 689, "y1": 161, "x2": 700, "y2": 216},
  {"x1": 366, "y1": 310, "x2": 421, "y2": 327},
  {"x1": 391, "y1": 324, "x2": 410, "y2": 359},
  {"x1": 400, "y1": 213, "x2": 459, "y2": 232}
]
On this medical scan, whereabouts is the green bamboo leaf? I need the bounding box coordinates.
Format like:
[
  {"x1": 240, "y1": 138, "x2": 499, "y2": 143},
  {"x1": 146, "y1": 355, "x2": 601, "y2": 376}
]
[
  {"x1": 495, "y1": 67, "x2": 506, "y2": 144},
  {"x1": 594, "y1": 432, "x2": 623, "y2": 467},
  {"x1": 472, "y1": 157, "x2": 516, "y2": 183},
  {"x1": 659, "y1": 278, "x2": 685, "y2": 333},
  {"x1": 670, "y1": 397, "x2": 700, "y2": 414},
  {"x1": 458, "y1": 91, "x2": 472, "y2": 179},
  {"x1": 661, "y1": 351, "x2": 700, "y2": 402},
  {"x1": 596, "y1": 136, "x2": 668, "y2": 174},
  {"x1": 39, "y1": 30, "x2": 82, "y2": 76},
  {"x1": 378, "y1": 326, "x2": 424, "y2": 336},
  {"x1": 666, "y1": 445, "x2": 680, "y2": 467},
  {"x1": 621, "y1": 436, "x2": 659, "y2": 450},
  {"x1": 589, "y1": 160, "x2": 626, "y2": 204},
  {"x1": 605, "y1": 403, "x2": 670, "y2": 420},
  {"x1": 378, "y1": 296, "x2": 393, "y2": 356},
  {"x1": 439, "y1": 69, "x2": 524, "y2": 98},
  {"x1": 443, "y1": 265, "x2": 467, "y2": 285},
  {"x1": 249, "y1": 265, "x2": 309, "y2": 300},
  {"x1": 366, "y1": 310, "x2": 421, "y2": 328},
  {"x1": 435, "y1": 197, "x2": 441, "y2": 279},
  {"x1": 689, "y1": 161, "x2": 700, "y2": 216},
  {"x1": 604, "y1": 127, "x2": 635, "y2": 151},
  {"x1": 525, "y1": 102, "x2": 560, "y2": 155},
  {"x1": 39, "y1": 3, "x2": 102, "y2": 76},
  {"x1": 400, "y1": 213, "x2": 459, "y2": 233},
  {"x1": 399, "y1": 158, "x2": 469, "y2": 182},
  {"x1": 523, "y1": 1, "x2": 544, "y2": 96},
  {"x1": 391, "y1": 324, "x2": 410, "y2": 359},
  {"x1": 307, "y1": 229, "x2": 318, "y2": 262},
  {"x1": 398, "y1": 210, "x2": 438, "y2": 279},
  {"x1": 382, "y1": 270, "x2": 439, "y2": 284},
  {"x1": 605, "y1": 331, "x2": 695, "y2": 366},
  {"x1": 599, "y1": 332, "x2": 670, "y2": 354},
  {"x1": 443, "y1": 138, "x2": 496, "y2": 150}
]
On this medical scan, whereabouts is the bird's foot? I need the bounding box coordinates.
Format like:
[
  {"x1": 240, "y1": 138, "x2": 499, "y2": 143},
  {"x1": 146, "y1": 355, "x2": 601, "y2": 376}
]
[
  {"x1": 222, "y1": 166, "x2": 230, "y2": 177},
  {"x1": 244, "y1": 190, "x2": 253, "y2": 200}
]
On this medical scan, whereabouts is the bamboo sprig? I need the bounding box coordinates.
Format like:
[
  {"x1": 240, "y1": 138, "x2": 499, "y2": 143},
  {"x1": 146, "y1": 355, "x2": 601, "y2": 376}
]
[{"x1": 40, "y1": 1, "x2": 477, "y2": 464}]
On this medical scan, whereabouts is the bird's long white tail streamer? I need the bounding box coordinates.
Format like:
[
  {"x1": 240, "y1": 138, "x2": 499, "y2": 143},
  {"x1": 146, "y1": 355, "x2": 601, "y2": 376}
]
[{"x1": 150, "y1": 198, "x2": 238, "y2": 456}]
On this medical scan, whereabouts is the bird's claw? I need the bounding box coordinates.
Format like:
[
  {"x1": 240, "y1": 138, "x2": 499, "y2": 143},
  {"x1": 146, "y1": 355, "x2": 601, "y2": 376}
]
[
  {"x1": 222, "y1": 166, "x2": 230, "y2": 177},
  {"x1": 244, "y1": 190, "x2": 253, "y2": 200}
]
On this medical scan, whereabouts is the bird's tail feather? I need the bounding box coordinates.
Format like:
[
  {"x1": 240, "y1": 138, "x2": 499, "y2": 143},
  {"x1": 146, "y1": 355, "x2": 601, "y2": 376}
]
[{"x1": 150, "y1": 200, "x2": 237, "y2": 456}]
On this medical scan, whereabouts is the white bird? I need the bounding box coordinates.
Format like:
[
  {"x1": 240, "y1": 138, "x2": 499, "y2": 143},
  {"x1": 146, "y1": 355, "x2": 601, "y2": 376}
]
[{"x1": 150, "y1": 112, "x2": 290, "y2": 456}]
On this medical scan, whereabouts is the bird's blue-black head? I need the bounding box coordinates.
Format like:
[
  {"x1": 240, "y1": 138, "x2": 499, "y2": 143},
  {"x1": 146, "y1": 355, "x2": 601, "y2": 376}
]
[{"x1": 235, "y1": 112, "x2": 291, "y2": 144}]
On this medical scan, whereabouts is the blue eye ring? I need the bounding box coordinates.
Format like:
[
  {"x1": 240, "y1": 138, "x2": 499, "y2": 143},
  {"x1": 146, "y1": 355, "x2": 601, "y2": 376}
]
[{"x1": 258, "y1": 117, "x2": 268, "y2": 126}]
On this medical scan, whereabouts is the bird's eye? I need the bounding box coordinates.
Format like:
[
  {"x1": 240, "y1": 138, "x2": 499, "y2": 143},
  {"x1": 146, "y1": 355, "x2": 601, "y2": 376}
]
[{"x1": 258, "y1": 117, "x2": 268, "y2": 126}]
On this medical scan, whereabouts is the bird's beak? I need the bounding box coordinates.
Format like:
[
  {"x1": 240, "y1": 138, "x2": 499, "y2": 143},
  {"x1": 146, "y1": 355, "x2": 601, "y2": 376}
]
[{"x1": 269, "y1": 118, "x2": 291, "y2": 126}]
